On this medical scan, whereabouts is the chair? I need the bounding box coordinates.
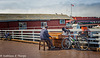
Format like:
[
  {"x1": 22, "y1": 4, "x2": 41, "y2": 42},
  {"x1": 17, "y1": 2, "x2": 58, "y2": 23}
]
[{"x1": 39, "y1": 40, "x2": 50, "y2": 51}]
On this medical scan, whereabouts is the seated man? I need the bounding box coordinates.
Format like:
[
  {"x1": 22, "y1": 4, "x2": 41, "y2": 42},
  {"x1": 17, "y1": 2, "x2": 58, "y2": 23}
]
[{"x1": 40, "y1": 26, "x2": 55, "y2": 49}]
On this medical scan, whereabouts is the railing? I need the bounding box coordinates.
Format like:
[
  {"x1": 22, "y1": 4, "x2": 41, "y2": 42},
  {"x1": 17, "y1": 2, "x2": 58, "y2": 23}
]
[
  {"x1": 0, "y1": 29, "x2": 62, "y2": 41},
  {"x1": 0, "y1": 29, "x2": 100, "y2": 48}
]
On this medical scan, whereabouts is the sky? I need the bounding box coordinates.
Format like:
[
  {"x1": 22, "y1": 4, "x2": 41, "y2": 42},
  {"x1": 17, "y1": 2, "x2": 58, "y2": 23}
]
[{"x1": 0, "y1": 0, "x2": 100, "y2": 17}]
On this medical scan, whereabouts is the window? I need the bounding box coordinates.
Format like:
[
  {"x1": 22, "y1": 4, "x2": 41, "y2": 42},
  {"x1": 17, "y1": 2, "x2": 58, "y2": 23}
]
[
  {"x1": 66, "y1": 23, "x2": 72, "y2": 28},
  {"x1": 19, "y1": 22, "x2": 27, "y2": 30},
  {"x1": 41, "y1": 22, "x2": 47, "y2": 28},
  {"x1": 60, "y1": 19, "x2": 65, "y2": 24}
]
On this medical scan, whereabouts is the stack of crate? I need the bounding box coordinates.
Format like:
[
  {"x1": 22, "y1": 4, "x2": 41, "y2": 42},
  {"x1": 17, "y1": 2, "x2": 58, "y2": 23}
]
[{"x1": 49, "y1": 32, "x2": 66, "y2": 48}]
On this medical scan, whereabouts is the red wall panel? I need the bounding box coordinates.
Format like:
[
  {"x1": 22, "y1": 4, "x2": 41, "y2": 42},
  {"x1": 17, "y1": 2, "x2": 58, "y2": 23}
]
[
  {"x1": 9, "y1": 21, "x2": 19, "y2": 27},
  {"x1": 0, "y1": 22, "x2": 8, "y2": 29},
  {"x1": 27, "y1": 20, "x2": 66, "y2": 29},
  {"x1": 48, "y1": 20, "x2": 66, "y2": 26},
  {"x1": 27, "y1": 21, "x2": 41, "y2": 27}
]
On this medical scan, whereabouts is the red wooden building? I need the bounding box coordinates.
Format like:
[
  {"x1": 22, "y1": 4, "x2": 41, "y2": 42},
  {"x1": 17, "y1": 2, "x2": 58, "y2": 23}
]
[
  {"x1": 72, "y1": 17, "x2": 100, "y2": 24},
  {"x1": 0, "y1": 14, "x2": 73, "y2": 30},
  {"x1": 72, "y1": 17, "x2": 100, "y2": 27}
]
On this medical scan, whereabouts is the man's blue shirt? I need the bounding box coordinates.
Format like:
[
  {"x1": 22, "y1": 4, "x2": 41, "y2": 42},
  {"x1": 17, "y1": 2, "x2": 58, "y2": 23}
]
[{"x1": 40, "y1": 29, "x2": 51, "y2": 40}]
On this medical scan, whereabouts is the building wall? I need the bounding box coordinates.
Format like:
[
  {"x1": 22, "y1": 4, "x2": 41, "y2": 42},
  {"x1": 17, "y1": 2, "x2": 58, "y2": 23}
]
[
  {"x1": 0, "y1": 19, "x2": 67, "y2": 30},
  {"x1": 0, "y1": 22, "x2": 8, "y2": 29},
  {"x1": 1, "y1": 17, "x2": 100, "y2": 30},
  {"x1": 73, "y1": 17, "x2": 100, "y2": 20},
  {"x1": 27, "y1": 19, "x2": 66, "y2": 29},
  {"x1": 9, "y1": 21, "x2": 19, "y2": 28}
]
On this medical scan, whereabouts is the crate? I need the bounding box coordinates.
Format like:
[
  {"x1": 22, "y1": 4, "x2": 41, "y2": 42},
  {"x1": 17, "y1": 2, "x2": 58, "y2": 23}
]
[
  {"x1": 49, "y1": 32, "x2": 62, "y2": 39},
  {"x1": 52, "y1": 38, "x2": 62, "y2": 48},
  {"x1": 49, "y1": 32, "x2": 67, "y2": 48},
  {"x1": 49, "y1": 32, "x2": 66, "y2": 39}
]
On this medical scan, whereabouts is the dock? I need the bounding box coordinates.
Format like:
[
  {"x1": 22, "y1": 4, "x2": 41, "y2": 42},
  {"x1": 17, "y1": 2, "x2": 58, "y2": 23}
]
[{"x1": 0, "y1": 40, "x2": 100, "y2": 58}]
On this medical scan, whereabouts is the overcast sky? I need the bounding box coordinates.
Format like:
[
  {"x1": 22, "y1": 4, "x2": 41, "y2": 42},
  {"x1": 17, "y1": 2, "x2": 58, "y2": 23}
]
[{"x1": 0, "y1": 0, "x2": 100, "y2": 17}]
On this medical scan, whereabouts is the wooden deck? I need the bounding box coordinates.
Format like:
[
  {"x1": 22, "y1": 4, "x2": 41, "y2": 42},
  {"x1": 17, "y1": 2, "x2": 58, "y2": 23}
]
[{"x1": 1, "y1": 40, "x2": 100, "y2": 58}]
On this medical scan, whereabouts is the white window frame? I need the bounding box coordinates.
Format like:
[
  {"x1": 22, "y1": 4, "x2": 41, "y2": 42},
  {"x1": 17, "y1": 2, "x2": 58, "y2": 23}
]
[
  {"x1": 41, "y1": 22, "x2": 47, "y2": 28},
  {"x1": 60, "y1": 19, "x2": 65, "y2": 24},
  {"x1": 19, "y1": 22, "x2": 27, "y2": 30}
]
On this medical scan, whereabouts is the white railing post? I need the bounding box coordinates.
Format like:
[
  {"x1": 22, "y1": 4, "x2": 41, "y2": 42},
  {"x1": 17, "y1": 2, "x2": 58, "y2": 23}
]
[
  {"x1": 99, "y1": 32, "x2": 100, "y2": 47},
  {"x1": 0, "y1": 30, "x2": 1, "y2": 38},
  {"x1": 21, "y1": 31, "x2": 23, "y2": 40},
  {"x1": 12, "y1": 31, "x2": 14, "y2": 39},
  {"x1": 32, "y1": 31, "x2": 34, "y2": 41},
  {"x1": 5, "y1": 31, "x2": 6, "y2": 35}
]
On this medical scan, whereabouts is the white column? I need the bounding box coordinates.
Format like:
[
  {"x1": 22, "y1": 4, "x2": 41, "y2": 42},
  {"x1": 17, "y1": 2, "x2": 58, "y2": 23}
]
[
  {"x1": 21, "y1": 31, "x2": 23, "y2": 40},
  {"x1": 0, "y1": 30, "x2": 1, "y2": 38},
  {"x1": 5, "y1": 31, "x2": 6, "y2": 35},
  {"x1": 12, "y1": 31, "x2": 14, "y2": 39},
  {"x1": 99, "y1": 32, "x2": 100, "y2": 47},
  {"x1": 32, "y1": 31, "x2": 34, "y2": 41}
]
